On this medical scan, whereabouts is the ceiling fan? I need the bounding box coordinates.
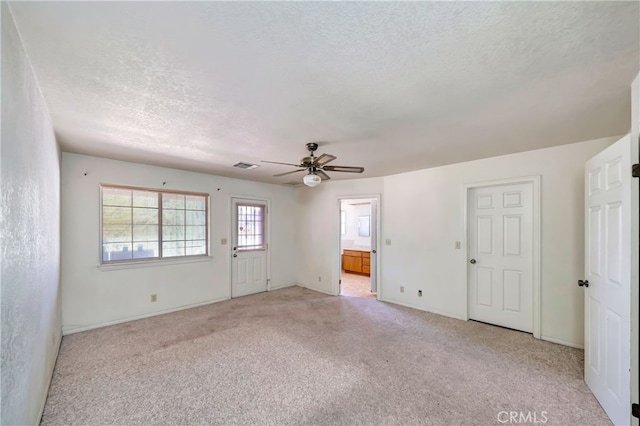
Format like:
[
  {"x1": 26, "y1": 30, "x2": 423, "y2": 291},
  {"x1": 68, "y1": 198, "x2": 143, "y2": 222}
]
[{"x1": 262, "y1": 143, "x2": 365, "y2": 187}]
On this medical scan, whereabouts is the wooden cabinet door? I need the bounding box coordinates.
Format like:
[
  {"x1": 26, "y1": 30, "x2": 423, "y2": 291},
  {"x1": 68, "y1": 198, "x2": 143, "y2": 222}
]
[{"x1": 342, "y1": 255, "x2": 362, "y2": 273}]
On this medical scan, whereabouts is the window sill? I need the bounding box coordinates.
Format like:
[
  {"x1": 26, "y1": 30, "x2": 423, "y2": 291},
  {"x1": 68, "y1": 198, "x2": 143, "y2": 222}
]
[{"x1": 98, "y1": 256, "x2": 213, "y2": 271}]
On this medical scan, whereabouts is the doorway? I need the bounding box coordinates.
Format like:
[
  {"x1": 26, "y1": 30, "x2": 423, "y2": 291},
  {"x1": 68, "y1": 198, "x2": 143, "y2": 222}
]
[
  {"x1": 465, "y1": 177, "x2": 541, "y2": 337},
  {"x1": 338, "y1": 197, "x2": 379, "y2": 299},
  {"x1": 231, "y1": 198, "x2": 269, "y2": 298}
]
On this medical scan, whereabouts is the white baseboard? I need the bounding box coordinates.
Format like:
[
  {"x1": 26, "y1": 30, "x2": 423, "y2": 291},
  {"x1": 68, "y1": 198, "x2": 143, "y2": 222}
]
[
  {"x1": 379, "y1": 297, "x2": 466, "y2": 321},
  {"x1": 62, "y1": 297, "x2": 230, "y2": 335},
  {"x1": 38, "y1": 330, "x2": 62, "y2": 424},
  {"x1": 540, "y1": 335, "x2": 584, "y2": 349},
  {"x1": 295, "y1": 283, "x2": 335, "y2": 296},
  {"x1": 268, "y1": 282, "x2": 296, "y2": 291},
  {"x1": 381, "y1": 298, "x2": 583, "y2": 349}
]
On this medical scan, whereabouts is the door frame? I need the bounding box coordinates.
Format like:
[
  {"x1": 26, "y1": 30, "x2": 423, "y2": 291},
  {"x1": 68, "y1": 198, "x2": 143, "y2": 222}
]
[
  {"x1": 334, "y1": 193, "x2": 381, "y2": 299},
  {"x1": 463, "y1": 176, "x2": 541, "y2": 339},
  {"x1": 229, "y1": 195, "x2": 271, "y2": 297}
]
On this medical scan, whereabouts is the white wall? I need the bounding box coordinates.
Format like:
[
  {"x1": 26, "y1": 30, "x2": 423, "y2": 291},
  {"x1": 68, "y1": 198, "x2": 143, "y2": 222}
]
[
  {"x1": 61, "y1": 153, "x2": 298, "y2": 333},
  {"x1": 295, "y1": 137, "x2": 616, "y2": 347},
  {"x1": 341, "y1": 200, "x2": 372, "y2": 250},
  {"x1": 296, "y1": 178, "x2": 383, "y2": 295},
  {"x1": 382, "y1": 137, "x2": 616, "y2": 348},
  {"x1": 1, "y1": 4, "x2": 62, "y2": 424}
]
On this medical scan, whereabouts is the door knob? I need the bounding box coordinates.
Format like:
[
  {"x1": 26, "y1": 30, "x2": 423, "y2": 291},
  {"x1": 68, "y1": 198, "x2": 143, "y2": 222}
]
[
  {"x1": 233, "y1": 254, "x2": 238, "y2": 258},
  {"x1": 578, "y1": 279, "x2": 589, "y2": 288},
  {"x1": 469, "y1": 259, "x2": 476, "y2": 264},
  {"x1": 372, "y1": 250, "x2": 377, "y2": 254}
]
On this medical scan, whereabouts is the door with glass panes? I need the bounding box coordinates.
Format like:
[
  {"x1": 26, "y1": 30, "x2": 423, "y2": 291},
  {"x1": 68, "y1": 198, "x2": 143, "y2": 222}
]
[{"x1": 231, "y1": 198, "x2": 268, "y2": 297}]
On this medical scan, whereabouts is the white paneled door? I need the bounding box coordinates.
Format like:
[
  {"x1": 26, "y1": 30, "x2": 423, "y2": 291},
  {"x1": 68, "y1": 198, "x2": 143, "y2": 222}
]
[
  {"x1": 468, "y1": 183, "x2": 533, "y2": 333},
  {"x1": 584, "y1": 135, "x2": 632, "y2": 426},
  {"x1": 231, "y1": 198, "x2": 268, "y2": 298}
]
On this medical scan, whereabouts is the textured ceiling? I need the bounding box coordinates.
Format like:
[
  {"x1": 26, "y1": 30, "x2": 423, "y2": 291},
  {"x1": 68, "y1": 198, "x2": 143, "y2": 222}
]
[{"x1": 7, "y1": 1, "x2": 640, "y2": 184}]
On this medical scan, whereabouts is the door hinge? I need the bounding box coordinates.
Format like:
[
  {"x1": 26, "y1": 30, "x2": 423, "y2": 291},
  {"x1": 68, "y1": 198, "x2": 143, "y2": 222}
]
[
  {"x1": 632, "y1": 163, "x2": 640, "y2": 178},
  {"x1": 339, "y1": 279, "x2": 342, "y2": 285},
  {"x1": 632, "y1": 403, "x2": 640, "y2": 419}
]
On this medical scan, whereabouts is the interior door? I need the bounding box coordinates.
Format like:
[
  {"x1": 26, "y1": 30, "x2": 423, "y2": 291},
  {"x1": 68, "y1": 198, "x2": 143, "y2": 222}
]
[
  {"x1": 468, "y1": 182, "x2": 533, "y2": 333},
  {"x1": 231, "y1": 198, "x2": 268, "y2": 298},
  {"x1": 584, "y1": 135, "x2": 632, "y2": 426}
]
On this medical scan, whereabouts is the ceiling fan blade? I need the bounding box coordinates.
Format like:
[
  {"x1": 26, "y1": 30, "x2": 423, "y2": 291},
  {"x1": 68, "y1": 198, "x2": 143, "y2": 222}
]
[
  {"x1": 322, "y1": 165, "x2": 364, "y2": 173},
  {"x1": 315, "y1": 170, "x2": 331, "y2": 180},
  {"x1": 262, "y1": 160, "x2": 303, "y2": 167},
  {"x1": 273, "y1": 169, "x2": 305, "y2": 177},
  {"x1": 314, "y1": 154, "x2": 337, "y2": 166}
]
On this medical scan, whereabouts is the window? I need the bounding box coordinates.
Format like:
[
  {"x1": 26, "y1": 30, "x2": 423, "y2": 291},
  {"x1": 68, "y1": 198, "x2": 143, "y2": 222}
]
[
  {"x1": 236, "y1": 204, "x2": 265, "y2": 251},
  {"x1": 358, "y1": 215, "x2": 370, "y2": 237},
  {"x1": 101, "y1": 185, "x2": 208, "y2": 263}
]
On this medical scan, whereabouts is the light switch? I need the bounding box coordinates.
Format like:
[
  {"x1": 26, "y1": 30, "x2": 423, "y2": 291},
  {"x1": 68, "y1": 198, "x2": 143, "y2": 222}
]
[
  {"x1": 455, "y1": 241, "x2": 461, "y2": 249},
  {"x1": 385, "y1": 239, "x2": 391, "y2": 245}
]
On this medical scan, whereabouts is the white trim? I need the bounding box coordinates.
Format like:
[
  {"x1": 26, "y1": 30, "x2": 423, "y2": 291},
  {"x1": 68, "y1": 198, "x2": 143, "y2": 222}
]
[
  {"x1": 334, "y1": 193, "x2": 382, "y2": 300},
  {"x1": 295, "y1": 283, "x2": 335, "y2": 296},
  {"x1": 62, "y1": 296, "x2": 229, "y2": 335},
  {"x1": 268, "y1": 282, "x2": 297, "y2": 291},
  {"x1": 631, "y1": 73, "x2": 640, "y2": 426},
  {"x1": 378, "y1": 297, "x2": 466, "y2": 321},
  {"x1": 98, "y1": 255, "x2": 213, "y2": 271},
  {"x1": 463, "y1": 175, "x2": 542, "y2": 339},
  {"x1": 540, "y1": 335, "x2": 584, "y2": 349}
]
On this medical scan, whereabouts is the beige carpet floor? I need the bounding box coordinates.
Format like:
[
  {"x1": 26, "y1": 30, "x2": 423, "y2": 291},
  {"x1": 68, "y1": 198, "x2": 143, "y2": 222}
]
[
  {"x1": 340, "y1": 272, "x2": 376, "y2": 299},
  {"x1": 42, "y1": 287, "x2": 610, "y2": 425}
]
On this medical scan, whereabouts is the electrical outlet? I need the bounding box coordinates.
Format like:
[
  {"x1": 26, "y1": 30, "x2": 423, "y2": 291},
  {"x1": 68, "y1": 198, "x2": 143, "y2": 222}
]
[
  {"x1": 151, "y1": 294, "x2": 157, "y2": 302},
  {"x1": 455, "y1": 241, "x2": 461, "y2": 249},
  {"x1": 418, "y1": 290, "x2": 422, "y2": 297},
  {"x1": 400, "y1": 286, "x2": 404, "y2": 293},
  {"x1": 318, "y1": 276, "x2": 322, "y2": 282},
  {"x1": 385, "y1": 239, "x2": 391, "y2": 245},
  {"x1": 221, "y1": 238, "x2": 228, "y2": 245}
]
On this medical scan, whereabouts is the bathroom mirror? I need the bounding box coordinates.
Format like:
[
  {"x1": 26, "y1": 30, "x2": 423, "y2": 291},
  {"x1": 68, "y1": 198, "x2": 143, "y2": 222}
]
[{"x1": 358, "y1": 215, "x2": 370, "y2": 237}]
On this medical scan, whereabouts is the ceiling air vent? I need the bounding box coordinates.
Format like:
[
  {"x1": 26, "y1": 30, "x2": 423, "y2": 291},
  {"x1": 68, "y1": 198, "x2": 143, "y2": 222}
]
[{"x1": 233, "y1": 162, "x2": 259, "y2": 170}]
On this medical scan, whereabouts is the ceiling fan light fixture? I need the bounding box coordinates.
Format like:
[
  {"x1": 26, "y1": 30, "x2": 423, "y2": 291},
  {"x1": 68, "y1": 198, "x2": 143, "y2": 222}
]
[{"x1": 303, "y1": 173, "x2": 322, "y2": 187}]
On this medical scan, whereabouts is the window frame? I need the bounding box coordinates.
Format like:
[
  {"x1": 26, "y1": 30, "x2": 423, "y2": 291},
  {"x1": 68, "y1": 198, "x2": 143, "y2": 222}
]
[
  {"x1": 234, "y1": 202, "x2": 267, "y2": 252},
  {"x1": 99, "y1": 184, "x2": 210, "y2": 265}
]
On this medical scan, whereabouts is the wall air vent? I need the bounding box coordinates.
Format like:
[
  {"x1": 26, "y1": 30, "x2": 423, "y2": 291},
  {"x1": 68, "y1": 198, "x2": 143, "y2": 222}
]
[{"x1": 233, "y1": 162, "x2": 259, "y2": 170}]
